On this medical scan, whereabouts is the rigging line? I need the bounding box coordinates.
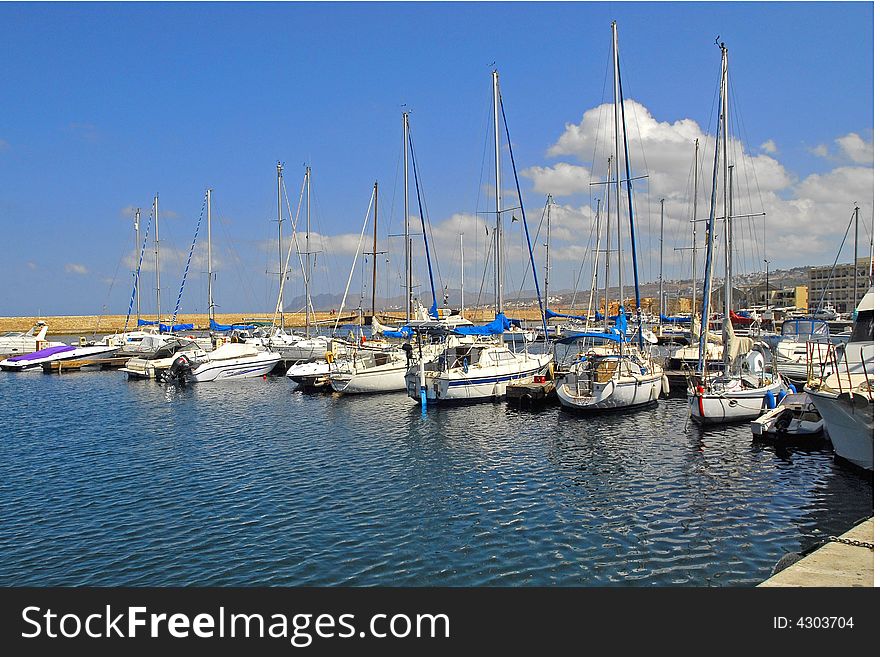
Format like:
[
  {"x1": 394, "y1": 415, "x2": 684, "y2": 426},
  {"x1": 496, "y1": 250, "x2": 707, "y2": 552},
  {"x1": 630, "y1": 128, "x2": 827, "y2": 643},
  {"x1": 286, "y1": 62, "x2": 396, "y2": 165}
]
[
  {"x1": 94, "y1": 225, "x2": 129, "y2": 337},
  {"x1": 816, "y1": 208, "x2": 857, "y2": 309},
  {"x1": 407, "y1": 130, "x2": 439, "y2": 312},
  {"x1": 570, "y1": 201, "x2": 600, "y2": 313},
  {"x1": 123, "y1": 207, "x2": 153, "y2": 335},
  {"x1": 171, "y1": 197, "x2": 207, "y2": 325},
  {"x1": 273, "y1": 174, "x2": 307, "y2": 327},
  {"x1": 472, "y1": 85, "x2": 493, "y2": 315},
  {"x1": 334, "y1": 188, "x2": 376, "y2": 333},
  {"x1": 499, "y1": 92, "x2": 549, "y2": 342},
  {"x1": 587, "y1": 39, "x2": 614, "y2": 195}
]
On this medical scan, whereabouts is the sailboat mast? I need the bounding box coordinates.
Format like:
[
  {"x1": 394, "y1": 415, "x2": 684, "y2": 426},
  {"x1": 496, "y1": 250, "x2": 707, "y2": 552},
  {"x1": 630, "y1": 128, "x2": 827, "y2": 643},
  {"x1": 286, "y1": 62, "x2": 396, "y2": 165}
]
[
  {"x1": 612, "y1": 21, "x2": 623, "y2": 316},
  {"x1": 154, "y1": 194, "x2": 160, "y2": 329},
  {"x1": 603, "y1": 156, "x2": 612, "y2": 328},
  {"x1": 134, "y1": 208, "x2": 141, "y2": 323},
  {"x1": 403, "y1": 112, "x2": 411, "y2": 322},
  {"x1": 691, "y1": 139, "x2": 699, "y2": 338},
  {"x1": 207, "y1": 188, "x2": 214, "y2": 322},
  {"x1": 305, "y1": 166, "x2": 311, "y2": 337},
  {"x1": 659, "y1": 198, "x2": 665, "y2": 318},
  {"x1": 460, "y1": 233, "x2": 465, "y2": 313},
  {"x1": 721, "y1": 45, "x2": 731, "y2": 332},
  {"x1": 371, "y1": 181, "x2": 378, "y2": 319},
  {"x1": 493, "y1": 69, "x2": 504, "y2": 315},
  {"x1": 543, "y1": 195, "x2": 552, "y2": 307},
  {"x1": 276, "y1": 161, "x2": 285, "y2": 329},
  {"x1": 853, "y1": 204, "x2": 859, "y2": 314},
  {"x1": 587, "y1": 197, "x2": 602, "y2": 318}
]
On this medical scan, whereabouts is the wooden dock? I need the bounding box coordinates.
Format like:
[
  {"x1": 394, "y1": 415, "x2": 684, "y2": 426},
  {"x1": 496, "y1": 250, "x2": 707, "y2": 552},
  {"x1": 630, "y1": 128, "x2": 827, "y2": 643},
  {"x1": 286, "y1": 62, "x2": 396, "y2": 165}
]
[
  {"x1": 759, "y1": 517, "x2": 874, "y2": 587},
  {"x1": 506, "y1": 379, "x2": 557, "y2": 408},
  {"x1": 42, "y1": 357, "x2": 130, "y2": 374}
]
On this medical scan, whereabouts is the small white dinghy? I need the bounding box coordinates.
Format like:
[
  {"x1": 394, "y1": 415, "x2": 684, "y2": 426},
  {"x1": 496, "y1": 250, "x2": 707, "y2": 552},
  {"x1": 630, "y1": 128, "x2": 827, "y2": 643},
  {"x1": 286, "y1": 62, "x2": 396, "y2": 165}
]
[{"x1": 750, "y1": 390, "x2": 825, "y2": 440}]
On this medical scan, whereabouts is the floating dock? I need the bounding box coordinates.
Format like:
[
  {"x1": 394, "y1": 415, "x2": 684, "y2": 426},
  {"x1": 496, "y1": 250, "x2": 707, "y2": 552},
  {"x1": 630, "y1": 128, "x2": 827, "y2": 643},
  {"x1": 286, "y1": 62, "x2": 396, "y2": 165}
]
[
  {"x1": 42, "y1": 357, "x2": 130, "y2": 374},
  {"x1": 506, "y1": 379, "x2": 557, "y2": 408},
  {"x1": 759, "y1": 517, "x2": 874, "y2": 587}
]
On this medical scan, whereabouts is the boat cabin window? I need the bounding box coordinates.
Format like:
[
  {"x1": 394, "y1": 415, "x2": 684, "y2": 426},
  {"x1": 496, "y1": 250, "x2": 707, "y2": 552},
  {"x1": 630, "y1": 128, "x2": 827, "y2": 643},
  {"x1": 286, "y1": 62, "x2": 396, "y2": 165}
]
[{"x1": 374, "y1": 352, "x2": 390, "y2": 367}]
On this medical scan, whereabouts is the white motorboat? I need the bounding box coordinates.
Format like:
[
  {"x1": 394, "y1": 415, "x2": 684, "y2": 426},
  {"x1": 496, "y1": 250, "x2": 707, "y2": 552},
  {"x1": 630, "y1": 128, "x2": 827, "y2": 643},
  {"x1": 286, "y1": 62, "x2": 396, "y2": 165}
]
[
  {"x1": 167, "y1": 342, "x2": 281, "y2": 383},
  {"x1": 750, "y1": 391, "x2": 824, "y2": 440},
  {"x1": 0, "y1": 344, "x2": 76, "y2": 371},
  {"x1": 773, "y1": 318, "x2": 835, "y2": 382},
  {"x1": 805, "y1": 288, "x2": 873, "y2": 470},
  {"x1": 36, "y1": 343, "x2": 121, "y2": 372},
  {"x1": 0, "y1": 321, "x2": 61, "y2": 358},
  {"x1": 286, "y1": 358, "x2": 334, "y2": 389},
  {"x1": 329, "y1": 345, "x2": 410, "y2": 394},
  {"x1": 120, "y1": 334, "x2": 208, "y2": 380}
]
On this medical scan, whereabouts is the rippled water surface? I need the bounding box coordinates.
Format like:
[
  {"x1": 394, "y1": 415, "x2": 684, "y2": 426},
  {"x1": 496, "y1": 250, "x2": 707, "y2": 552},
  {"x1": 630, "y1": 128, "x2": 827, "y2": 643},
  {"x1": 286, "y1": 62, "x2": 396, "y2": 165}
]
[{"x1": 0, "y1": 371, "x2": 872, "y2": 586}]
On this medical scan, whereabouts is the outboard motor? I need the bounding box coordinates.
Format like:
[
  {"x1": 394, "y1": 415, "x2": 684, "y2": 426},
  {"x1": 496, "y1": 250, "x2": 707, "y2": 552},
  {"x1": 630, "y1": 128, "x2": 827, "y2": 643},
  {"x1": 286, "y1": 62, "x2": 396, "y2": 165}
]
[{"x1": 165, "y1": 353, "x2": 192, "y2": 385}]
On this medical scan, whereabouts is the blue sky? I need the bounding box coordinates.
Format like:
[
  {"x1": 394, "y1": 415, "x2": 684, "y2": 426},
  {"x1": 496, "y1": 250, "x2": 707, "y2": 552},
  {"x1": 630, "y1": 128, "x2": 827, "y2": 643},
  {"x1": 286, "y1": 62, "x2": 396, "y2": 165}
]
[{"x1": 0, "y1": 2, "x2": 873, "y2": 317}]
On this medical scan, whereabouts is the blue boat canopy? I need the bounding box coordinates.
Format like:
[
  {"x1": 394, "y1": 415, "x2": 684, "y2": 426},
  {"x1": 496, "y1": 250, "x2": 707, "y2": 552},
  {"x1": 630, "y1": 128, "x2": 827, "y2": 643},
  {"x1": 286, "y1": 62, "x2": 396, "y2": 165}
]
[
  {"x1": 383, "y1": 326, "x2": 414, "y2": 339},
  {"x1": 545, "y1": 308, "x2": 587, "y2": 322},
  {"x1": 557, "y1": 331, "x2": 623, "y2": 344},
  {"x1": 453, "y1": 312, "x2": 513, "y2": 336},
  {"x1": 138, "y1": 319, "x2": 195, "y2": 332},
  {"x1": 209, "y1": 319, "x2": 256, "y2": 332},
  {"x1": 660, "y1": 314, "x2": 691, "y2": 324}
]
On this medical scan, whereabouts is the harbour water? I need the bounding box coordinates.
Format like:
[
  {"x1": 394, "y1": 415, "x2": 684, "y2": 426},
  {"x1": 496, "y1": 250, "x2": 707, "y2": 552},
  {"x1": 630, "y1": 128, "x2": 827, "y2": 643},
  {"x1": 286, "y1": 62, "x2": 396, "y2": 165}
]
[{"x1": 0, "y1": 371, "x2": 871, "y2": 586}]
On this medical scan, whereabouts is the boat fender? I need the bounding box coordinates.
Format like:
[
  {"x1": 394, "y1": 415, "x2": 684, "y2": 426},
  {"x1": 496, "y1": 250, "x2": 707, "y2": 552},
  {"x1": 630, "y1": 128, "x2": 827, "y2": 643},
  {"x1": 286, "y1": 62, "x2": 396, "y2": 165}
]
[
  {"x1": 776, "y1": 389, "x2": 787, "y2": 406},
  {"x1": 661, "y1": 375, "x2": 670, "y2": 396},
  {"x1": 325, "y1": 351, "x2": 334, "y2": 364},
  {"x1": 462, "y1": 357, "x2": 469, "y2": 373},
  {"x1": 548, "y1": 361, "x2": 555, "y2": 379},
  {"x1": 787, "y1": 384, "x2": 798, "y2": 396},
  {"x1": 764, "y1": 390, "x2": 777, "y2": 410}
]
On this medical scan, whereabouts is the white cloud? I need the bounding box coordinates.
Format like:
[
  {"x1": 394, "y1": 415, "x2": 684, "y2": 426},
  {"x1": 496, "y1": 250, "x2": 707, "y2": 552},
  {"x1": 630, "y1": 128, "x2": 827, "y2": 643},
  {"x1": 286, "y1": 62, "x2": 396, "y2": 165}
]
[
  {"x1": 835, "y1": 132, "x2": 873, "y2": 164},
  {"x1": 26, "y1": 261, "x2": 37, "y2": 271},
  {"x1": 809, "y1": 143, "x2": 829, "y2": 158},
  {"x1": 761, "y1": 140, "x2": 777, "y2": 154},
  {"x1": 65, "y1": 263, "x2": 88, "y2": 275}
]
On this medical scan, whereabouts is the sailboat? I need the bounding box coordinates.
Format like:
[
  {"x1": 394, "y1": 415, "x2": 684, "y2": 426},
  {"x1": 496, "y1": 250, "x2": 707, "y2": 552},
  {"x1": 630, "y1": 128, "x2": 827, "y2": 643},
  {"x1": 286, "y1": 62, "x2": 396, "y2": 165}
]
[
  {"x1": 687, "y1": 40, "x2": 784, "y2": 424},
  {"x1": 555, "y1": 22, "x2": 665, "y2": 411},
  {"x1": 403, "y1": 69, "x2": 552, "y2": 404}
]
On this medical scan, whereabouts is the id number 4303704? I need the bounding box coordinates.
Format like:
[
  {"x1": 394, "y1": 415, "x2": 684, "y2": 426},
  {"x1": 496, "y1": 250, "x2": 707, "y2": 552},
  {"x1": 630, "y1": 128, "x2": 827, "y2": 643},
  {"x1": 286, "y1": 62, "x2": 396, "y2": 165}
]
[{"x1": 773, "y1": 617, "x2": 854, "y2": 629}]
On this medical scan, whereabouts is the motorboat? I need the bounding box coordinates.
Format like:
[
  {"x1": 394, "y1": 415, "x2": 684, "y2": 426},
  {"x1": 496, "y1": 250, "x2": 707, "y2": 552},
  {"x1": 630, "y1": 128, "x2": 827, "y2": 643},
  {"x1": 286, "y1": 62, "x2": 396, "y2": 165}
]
[
  {"x1": 0, "y1": 321, "x2": 62, "y2": 358},
  {"x1": 120, "y1": 334, "x2": 208, "y2": 380},
  {"x1": 0, "y1": 344, "x2": 76, "y2": 372},
  {"x1": 166, "y1": 342, "x2": 281, "y2": 383}
]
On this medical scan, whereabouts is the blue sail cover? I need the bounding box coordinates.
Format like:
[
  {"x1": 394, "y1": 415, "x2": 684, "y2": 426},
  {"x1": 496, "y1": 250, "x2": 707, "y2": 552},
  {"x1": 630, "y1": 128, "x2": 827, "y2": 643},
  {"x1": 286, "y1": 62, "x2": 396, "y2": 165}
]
[
  {"x1": 660, "y1": 314, "x2": 692, "y2": 324},
  {"x1": 383, "y1": 326, "x2": 414, "y2": 339},
  {"x1": 545, "y1": 308, "x2": 587, "y2": 322},
  {"x1": 428, "y1": 301, "x2": 439, "y2": 320},
  {"x1": 453, "y1": 312, "x2": 513, "y2": 336},
  {"x1": 137, "y1": 319, "x2": 195, "y2": 332},
  {"x1": 557, "y1": 331, "x2": 622, "y2": 344},
  {"x1": 612, "y1": 310, "x2": 628, "y2": 339},
  {"x1": 209, "y1": 319, "x2": 256, "y2": 332}
]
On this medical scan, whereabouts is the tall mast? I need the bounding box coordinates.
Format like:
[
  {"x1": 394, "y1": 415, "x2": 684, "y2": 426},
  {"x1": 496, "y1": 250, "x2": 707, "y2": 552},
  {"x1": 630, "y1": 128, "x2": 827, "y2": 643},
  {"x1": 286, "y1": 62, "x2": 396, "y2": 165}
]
[
  {"x1": 543, "y1": 195, "x2": 552, "y2": 307},
  {"x1": 853, "y1": 204, "x2": 859, "y2": 314},
  {"x1": 587, "y1": 197, "x2": 602, "y2": 318},
  {"x1": 721, "y1": 44, "x2": 730, "y2": 346},
  {"x1": 612, "y1": 21, "x2": 623, "y2": 315},
  {"x1": 603, "y1": 156, "x2": 612, "y2": 328},
  {"x1": 691, "y1": 139, "x2": 699, "y2": 339},
  {"x1": 658, "y1": 198, "x2": 665, "y2": 318},
  {"x1": 493, "y1": 69, "x2": 504, "y2": 315},
  {"x1": 207, "y1": 188, "x2": 214, "y2": 322},
  {"x1": 276, "y1": 161, "x2": 285, "y2": 329},
  {"x1": 403, "y1": 112, "x2": 411, "y2": 322},
  {"x1": 305, "y1": 165, "x2": 311, "y2": 337},
  {"x1": 460, "y1": 233, "x2": 465, "y2": 312},
  {"x1": 134, "y1": 208, "x2": 141, "y2": 323},
  {"x1": 371, "y1": 181, "x2": 378, "y2": 319},
  {"x1": 154, "y1": 194, "x2": 161, "y2": 329}
]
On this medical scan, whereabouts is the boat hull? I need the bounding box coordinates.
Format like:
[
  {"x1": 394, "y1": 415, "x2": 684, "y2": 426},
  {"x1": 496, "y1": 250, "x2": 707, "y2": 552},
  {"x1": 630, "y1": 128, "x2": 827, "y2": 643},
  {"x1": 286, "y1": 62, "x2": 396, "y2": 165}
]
[
  {"x1": 187, "y1": 354, "x2": 280, "y2": 382},
  {"x1": 688, "y1": 376, "x2": 784, "y2": 424},
  {"x1": 330, "y1": 364, "x2": 407, "y2": 394},
  {"x1": 806, "y1": 389, "x2": 874, "y2": 471},
  {"x1": 556, "y1": 370, "x2": 663, "y2": 411}
]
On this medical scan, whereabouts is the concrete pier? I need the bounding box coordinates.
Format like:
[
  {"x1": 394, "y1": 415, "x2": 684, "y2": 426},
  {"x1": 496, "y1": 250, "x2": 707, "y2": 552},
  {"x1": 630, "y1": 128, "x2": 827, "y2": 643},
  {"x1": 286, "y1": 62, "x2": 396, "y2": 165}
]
[{"x1": 759, "y1": 517, "x2": 874, "y2": 587}]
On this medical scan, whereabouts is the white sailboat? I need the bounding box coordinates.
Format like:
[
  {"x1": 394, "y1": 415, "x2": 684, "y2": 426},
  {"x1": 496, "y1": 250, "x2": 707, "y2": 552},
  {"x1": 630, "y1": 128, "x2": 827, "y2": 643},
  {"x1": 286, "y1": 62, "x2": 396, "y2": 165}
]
[
  {"x1": 805, "y1": 287, "x2": 873, "y2": 470},
  {"x1": 555, "y1": 21, "x2": 664, "y2": 412},
  {"x1": 404, "y1": 69, "x2": 552, "y2": 404},
  {"x1": 687, "y1": 40, "x2": 784, "y2": 424}
]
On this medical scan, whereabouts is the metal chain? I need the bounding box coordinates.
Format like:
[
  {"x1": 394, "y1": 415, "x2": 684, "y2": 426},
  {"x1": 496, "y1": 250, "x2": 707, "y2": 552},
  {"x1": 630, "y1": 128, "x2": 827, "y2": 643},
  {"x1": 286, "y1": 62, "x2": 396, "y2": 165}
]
[{"x1": 828, "y1": 536, "x2": 874, "y2": 550}]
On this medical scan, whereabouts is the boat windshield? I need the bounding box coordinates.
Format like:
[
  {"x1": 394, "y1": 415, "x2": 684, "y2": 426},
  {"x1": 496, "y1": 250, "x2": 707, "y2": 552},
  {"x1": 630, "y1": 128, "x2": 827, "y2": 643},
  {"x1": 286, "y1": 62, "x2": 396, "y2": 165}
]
[
  {"x1": 851, "y1": 309, "x2": 873, "y2": 343},
  {"x1": 781, "y1": 319, "x2": 829, "y2": 338}
]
